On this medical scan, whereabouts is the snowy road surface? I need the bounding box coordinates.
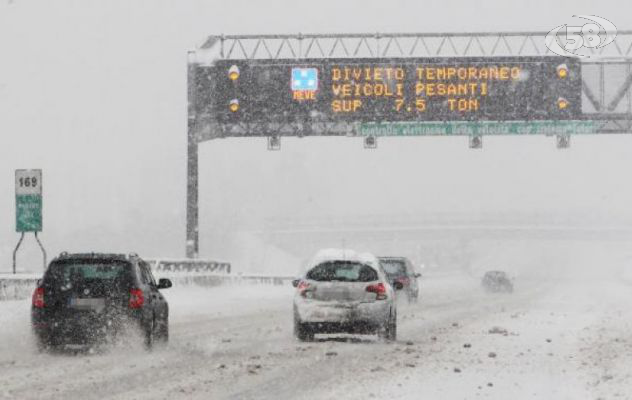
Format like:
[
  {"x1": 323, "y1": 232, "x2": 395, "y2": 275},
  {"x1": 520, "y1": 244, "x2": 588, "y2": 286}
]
[{"x1": 1, "y1": 271, "x2": 631, "y2": 400}]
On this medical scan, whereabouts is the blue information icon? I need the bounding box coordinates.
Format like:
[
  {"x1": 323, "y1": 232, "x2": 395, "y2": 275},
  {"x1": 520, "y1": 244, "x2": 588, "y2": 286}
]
[{"x1": 291, "y1": 68, "x2": 318, "y2": 91}]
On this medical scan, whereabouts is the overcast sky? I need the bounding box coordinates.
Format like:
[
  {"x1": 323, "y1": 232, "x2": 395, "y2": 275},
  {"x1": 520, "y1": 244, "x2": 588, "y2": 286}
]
[{"x1": 1, "y1": 0, "x2": 632, "y2": 269}]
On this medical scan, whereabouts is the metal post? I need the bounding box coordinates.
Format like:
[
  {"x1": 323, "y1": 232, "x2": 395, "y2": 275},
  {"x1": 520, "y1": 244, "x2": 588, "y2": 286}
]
[
  {"x1": 12, "y1": 232, "x2": 25, "y2": 274},
  {"x1": 600, "y1": 63, "x2": 605, "y2": 112},
  {"x1": 186, "y1": 52, "x2": 200, "y2": 259},
  {"x1": 34, "y1": 232, "x2": 47, "y2": 270},
  {"x1": 626, "y1": 63, "x2": 632, "y2": 115},
  {"x1": 186, "y1": 133, "x2": 199, "y2": 259}
]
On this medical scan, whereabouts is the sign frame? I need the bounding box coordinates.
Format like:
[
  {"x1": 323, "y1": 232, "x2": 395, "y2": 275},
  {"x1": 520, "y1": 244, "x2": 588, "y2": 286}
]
[
  {"x1": 13, "y1": 169, "x2": 47, "y2": 274},
  {"x1": 206, "y1": 56, "x2": 582, "y2": 125}
]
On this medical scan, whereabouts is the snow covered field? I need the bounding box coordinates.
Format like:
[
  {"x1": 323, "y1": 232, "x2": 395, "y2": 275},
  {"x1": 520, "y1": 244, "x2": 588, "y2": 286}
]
[{"x1": 0, "y1": 270, "x2": 631, "y2": 400}]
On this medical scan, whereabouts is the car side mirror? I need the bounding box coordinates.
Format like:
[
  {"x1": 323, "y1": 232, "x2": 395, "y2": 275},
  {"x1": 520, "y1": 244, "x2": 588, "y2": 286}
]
[
  {"x1": 393, "y1": 281, "x2": 404, "y2": 290},
  {"x1": 157, "y1": 278, "x2": 172, "y2": 289},
  {"x1": 291, "y1": 279, "x2": 300, "y2": 288}
]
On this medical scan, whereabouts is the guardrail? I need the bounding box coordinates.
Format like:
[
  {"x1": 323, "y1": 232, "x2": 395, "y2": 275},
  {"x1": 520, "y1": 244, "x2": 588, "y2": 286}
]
[
  {"x1": 230, "y1": 274, "x2": 294, "y2": 286},
  {"x1": 0, "y1": 275, "x2": 39, "y2": 301},
  {"x1": 0, "y1": 271, "x2": 294, "y2": 301},
  {"x1": 146, "y1": 258, "x2": 231, "y2": 274}
]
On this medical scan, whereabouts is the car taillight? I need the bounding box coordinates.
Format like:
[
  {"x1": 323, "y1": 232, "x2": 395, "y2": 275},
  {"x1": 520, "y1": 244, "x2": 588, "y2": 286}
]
[
  {"x1": 32, "y1": 287, "x2": 45, "y2": 308},
  {"x1": 366, "y1": 282, "x2": 387, "y2": 300},
  {"x1": 396, "y1": 277, "x2": 410, "y2": 286},
  {"x1": 297, "y1": 281, "x2": 312, "y2": 298},
  {"x1": 129, "y1": 288, "x2": 144, "y2": 309}
]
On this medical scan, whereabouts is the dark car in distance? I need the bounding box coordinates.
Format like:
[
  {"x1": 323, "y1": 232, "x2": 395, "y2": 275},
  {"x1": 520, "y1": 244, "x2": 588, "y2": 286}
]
[
  {"x1": 378, "y1": 257, "x2": 420, "y2": 303},
  {"x1": 481, "y1": 270, "x2": 514, "y2": 293},
  {"x1": 31, "y1": 252, "x2": 172, "y2": 351}
]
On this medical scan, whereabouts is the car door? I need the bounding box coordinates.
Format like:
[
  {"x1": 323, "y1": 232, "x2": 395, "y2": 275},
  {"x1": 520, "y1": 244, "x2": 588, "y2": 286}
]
[
  {"x1": 140, "y1": 261, "x2": 167, "y2": 321},
  {"x1": 406, "y1": 260, "x2": 419, "y2": 295}
]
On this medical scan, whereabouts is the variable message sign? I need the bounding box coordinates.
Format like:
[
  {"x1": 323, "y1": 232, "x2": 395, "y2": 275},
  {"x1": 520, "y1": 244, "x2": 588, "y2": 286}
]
[{"x1": 201, "y1": 57, "x2": 581, "y2": 124}]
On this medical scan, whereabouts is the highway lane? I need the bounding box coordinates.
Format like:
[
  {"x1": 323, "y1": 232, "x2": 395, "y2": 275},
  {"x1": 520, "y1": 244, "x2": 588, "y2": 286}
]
[{"x1": 0, "y1": 272, "x2": 629, "y2": 400}]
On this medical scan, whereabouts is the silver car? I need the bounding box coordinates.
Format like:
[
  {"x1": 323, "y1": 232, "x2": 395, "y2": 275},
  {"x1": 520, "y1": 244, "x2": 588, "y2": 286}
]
[{"x1": 292, "y1": 249, "x2": 398, "y2": 342}]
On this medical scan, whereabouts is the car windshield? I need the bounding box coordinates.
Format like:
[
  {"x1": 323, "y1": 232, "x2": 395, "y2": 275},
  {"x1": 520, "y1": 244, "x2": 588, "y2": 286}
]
[
  {"x1": 45, "y1": 260, "x2": 131, "y2": 285},
  {"x1": 306, "y1": 261, "x2": 378, "y2": 282},
  {"x1": 380, "y1": 260, "x2": 407, "y2": 278}
]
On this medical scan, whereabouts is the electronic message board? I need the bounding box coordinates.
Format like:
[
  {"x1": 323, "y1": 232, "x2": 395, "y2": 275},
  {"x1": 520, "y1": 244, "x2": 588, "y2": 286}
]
[{"x1": 197, "y1": 57, "x2": 581, "y2": 124}]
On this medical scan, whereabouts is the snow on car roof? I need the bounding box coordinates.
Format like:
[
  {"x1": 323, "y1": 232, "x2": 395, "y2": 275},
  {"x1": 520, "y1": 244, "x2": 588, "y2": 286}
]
[{"x1": 307, "y1": 248, "x2": 380, "y2": 270}]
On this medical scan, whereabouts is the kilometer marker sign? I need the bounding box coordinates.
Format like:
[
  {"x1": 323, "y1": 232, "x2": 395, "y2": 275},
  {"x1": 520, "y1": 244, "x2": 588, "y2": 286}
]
[{"x1": 15, "y1": 169, "x2": 42, "y2": 232}]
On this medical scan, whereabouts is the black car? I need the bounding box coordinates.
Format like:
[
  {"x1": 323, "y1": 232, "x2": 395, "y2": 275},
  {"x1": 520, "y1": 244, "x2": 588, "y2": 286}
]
[
  {"x1": 481, "y1": 270, "x2": 514, "y2": 293},
  {"x1": 378, "y1": 257, "x2": 421, "y2": 303},
  {"x1": 31, "y1": 252, "x2": 172, "y2": 350}
]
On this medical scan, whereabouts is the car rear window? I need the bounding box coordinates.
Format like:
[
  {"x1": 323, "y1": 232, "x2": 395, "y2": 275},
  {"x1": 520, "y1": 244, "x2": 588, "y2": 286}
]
[
  {"x1": 45, "y1": 260, "x2": 131, "y2": 285},
  {"x1": 306, "y1": 261, "x2": 378, "y2": 282},
  {"x1": 380, "y1": 260, "x2": 407, "y2": 277}
]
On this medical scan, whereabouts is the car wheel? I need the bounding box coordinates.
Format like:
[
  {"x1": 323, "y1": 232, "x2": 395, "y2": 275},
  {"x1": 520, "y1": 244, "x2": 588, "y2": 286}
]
[
  {"x1": 378, "y1": 310, "x2": 397, "y2": 342},
  {"x1": 34, "y1": 336, "x2": 49, "y2": 353},
  {"x1": 294, "y1": 315, "x2": 314, "y2": 342},
  {"x1": 157, "y1": 317, "x2": 169, "y2": 343},
  {"x1": 144, "y1": 318, "x2": 155, "y2": 350},
  {"x1": 387, "y1": 311, "x2": 397, "y2": 341}
]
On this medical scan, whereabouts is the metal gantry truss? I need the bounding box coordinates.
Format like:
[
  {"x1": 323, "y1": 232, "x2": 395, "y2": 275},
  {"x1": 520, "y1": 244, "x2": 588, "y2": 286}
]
[
  {"x1": 199, "y1": 32, "x2": 632, "y2": 59},
  {"x1": 185, "y1": 31, "x2": 632, "y2": 257}
]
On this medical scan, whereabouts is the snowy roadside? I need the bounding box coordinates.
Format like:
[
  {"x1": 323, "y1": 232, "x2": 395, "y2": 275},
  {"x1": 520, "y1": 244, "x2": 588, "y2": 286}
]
[{"x1": 308, "y1": 277, "x2": 632, "y2": 400}]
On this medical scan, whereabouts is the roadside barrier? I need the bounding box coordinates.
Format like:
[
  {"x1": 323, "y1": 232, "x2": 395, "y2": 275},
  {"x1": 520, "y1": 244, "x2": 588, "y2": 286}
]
[
  {"x1": 146, "y1": 258, "x2": 232, "y2": 274},
  {"x1": 0, "y1": 267, "x2": 294, "y2": 301}
]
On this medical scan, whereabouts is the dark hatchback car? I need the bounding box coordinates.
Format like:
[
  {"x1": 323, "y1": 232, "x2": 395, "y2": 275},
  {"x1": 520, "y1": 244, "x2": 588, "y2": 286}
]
[
  {"x1": 481, "y1": 270, "x2": 514, "y2": 293},
  {"x1": 32, "y1": 252, "x2": 172, "y2": 350},
  {"x1": 378, "y1": 257, "x2": 420, "y2": 303}
]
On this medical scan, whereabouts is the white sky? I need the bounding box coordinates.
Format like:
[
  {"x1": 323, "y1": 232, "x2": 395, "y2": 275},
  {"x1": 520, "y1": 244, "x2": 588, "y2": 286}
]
[{"x1": 1, "y1": 0, "x2": 632, "y2": 266}]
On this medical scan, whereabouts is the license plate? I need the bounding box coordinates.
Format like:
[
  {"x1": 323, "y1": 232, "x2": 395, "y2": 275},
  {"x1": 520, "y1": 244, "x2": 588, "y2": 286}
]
[
  {"x1": 69, "y1": 298, "x2": 105, "y2": 311},
  {"x1": 313, "y1": 304, "x2": 355, "y2": 319}
]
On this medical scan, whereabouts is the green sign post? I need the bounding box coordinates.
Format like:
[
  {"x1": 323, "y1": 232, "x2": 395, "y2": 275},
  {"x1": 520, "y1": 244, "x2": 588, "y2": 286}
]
[
  {"x1": 13, "y1": 169, "x2": 46, "y2": 273},
  {"x1": 16, "y1": 195, "x2": 42, "y2": 232}
]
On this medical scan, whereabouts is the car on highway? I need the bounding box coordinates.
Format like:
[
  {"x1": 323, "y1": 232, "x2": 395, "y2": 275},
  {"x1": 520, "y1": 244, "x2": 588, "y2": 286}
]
[
  {"x1": 378, "y1": 256, "x2": 420, "y2": 303},
  {"x1": 481, "y1": 270, "x2": 514, "y2": 293},
  {"x1": 31, "y1": 252, "x2": 172, "y2": 351},
  {"x1": 292, "y1": 249, "x2": 398, "y2": 342}
]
